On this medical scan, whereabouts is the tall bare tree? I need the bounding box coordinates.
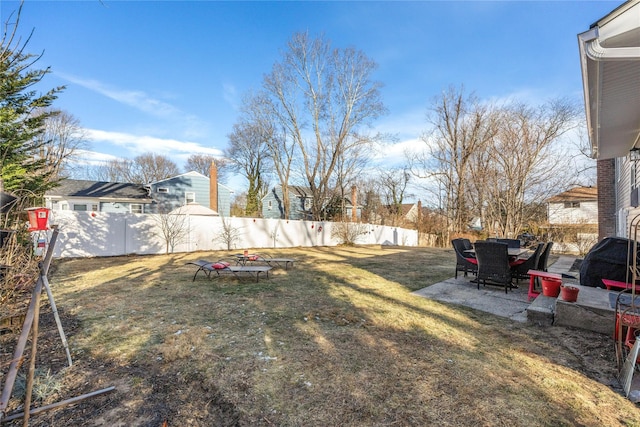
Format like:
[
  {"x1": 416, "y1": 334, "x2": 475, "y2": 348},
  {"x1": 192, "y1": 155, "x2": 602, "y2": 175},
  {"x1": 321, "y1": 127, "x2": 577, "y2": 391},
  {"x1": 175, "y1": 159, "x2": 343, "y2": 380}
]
[
  {"x1": 259, "y1": 32, "x2": 386, "y2": 221},
  {"x1": 411, "y1": 86, "x2": 497, "y2": 236},
  {"x1": 226, "y1": 121, "x2": 271, "y2": 216},
  {"x1": 237, "y1": 91, "x2": 297, "y2": 219},
  {"x1": 480, "y1": 99, "x2": 579, "y2": 237},
  {"x1": 185, "y1": 154, "x2": 230, "y2": 183}
]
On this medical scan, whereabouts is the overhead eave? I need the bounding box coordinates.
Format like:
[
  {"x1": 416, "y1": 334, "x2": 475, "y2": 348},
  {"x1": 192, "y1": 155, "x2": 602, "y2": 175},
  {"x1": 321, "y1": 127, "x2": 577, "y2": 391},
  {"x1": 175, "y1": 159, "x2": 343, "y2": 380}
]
[{"x1": 578, "y1": 0, "x2": 640, "y2": 160}]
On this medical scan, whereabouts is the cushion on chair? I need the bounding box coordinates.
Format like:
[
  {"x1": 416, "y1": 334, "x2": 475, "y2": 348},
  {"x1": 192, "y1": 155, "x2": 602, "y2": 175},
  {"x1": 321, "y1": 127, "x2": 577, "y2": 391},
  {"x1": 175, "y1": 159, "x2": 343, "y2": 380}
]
[
  {"x1": 465, "y1": 257, "x2": 478, "y2": 265},
  {"x1": 510, "y1": 259, "x2": 526, "y2": 267},
  {"x1": 248, "y1": 255, "x2": 259, "y2": 261},
  {"x1": 212, "y1": 262, "x2": 231, "y2": 269}
]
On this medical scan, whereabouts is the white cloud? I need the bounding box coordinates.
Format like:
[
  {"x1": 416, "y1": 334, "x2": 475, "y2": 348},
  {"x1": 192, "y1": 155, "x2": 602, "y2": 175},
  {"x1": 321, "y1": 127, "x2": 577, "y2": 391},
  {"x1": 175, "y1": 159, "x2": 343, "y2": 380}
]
[
  {"x1": 73, "y1": 149, "x2": 120, "y2": 166},
  {"x1": 85, "y1": 129, "x2": 223, "y2": 158},
  {"x1": 60, "y1": 73, "x2": 182, "y2": 118},
  {"x1": 372, "y1": 138, "x2": 424, "y2": 168}
]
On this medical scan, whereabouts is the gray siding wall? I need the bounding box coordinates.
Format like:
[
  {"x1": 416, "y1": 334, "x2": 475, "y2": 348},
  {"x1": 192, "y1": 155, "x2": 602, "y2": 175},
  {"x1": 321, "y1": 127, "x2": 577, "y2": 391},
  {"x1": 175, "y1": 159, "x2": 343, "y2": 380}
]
[
  {"x1": 261, "y1": 188, "x2": 307, "y2": 220},
  {"x1": 149, "y1": 174, "x2": 210, "y2": 213},
  {"x1": 217, "y1": 185, "x2": 231, "y2": 217}
]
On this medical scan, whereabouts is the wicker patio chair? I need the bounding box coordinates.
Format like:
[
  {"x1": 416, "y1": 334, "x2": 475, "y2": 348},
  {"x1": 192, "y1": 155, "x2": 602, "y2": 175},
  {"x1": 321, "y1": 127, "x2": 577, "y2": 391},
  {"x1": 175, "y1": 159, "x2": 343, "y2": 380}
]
[
  {"x1": 510, "y1": 242, "x2": 545, "y2": 284},
  {"x1": 474, "y1": 241, "x2": 513, "y2": 293},
  {"x1": 537, "y1": 242, "x2": 554, "y2": 272},
  {"x1": 452, "y1": 238, "x2": 478, "y2": 279}
]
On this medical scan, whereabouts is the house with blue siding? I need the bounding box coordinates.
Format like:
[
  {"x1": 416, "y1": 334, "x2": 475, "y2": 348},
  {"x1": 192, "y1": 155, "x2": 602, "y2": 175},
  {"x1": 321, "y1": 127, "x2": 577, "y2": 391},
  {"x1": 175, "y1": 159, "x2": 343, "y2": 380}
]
[
  {"x1": 147, "y1": 171, "x2": 233, "y2": 217},
  {"x1": 262, "y1": 185, "x2": 360, "y2": 220},
  {"x1": 262, "y1": 186, "x2": 312, "y2": 220}
]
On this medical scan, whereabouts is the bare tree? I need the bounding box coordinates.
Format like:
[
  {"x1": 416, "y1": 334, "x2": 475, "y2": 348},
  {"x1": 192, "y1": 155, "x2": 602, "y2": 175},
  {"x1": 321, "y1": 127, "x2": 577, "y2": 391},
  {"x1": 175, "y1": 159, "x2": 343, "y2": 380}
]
[
  {"x1": 410, "y1": 86, "x2": 497, "y2": 236},
  {"x1": 226, "y1": 121, "x2": 271, "y2": 217},
  {"x1": 332, "y1": 136, "x2": 379, "y2": 220},
  {"x1": 185, "y1": 154, "x2": 230, "y2": 183},
  {"x1": 239, "y1": 91, "x2": 297, "y2": 219},
  {"x1": 93, "y1": 152, "x2": 180, "y2": 183},
  {"x1": 378, "y1": 167, "x2": 412, "y2": 226},
  {"x1": 259, "y1": 32, "x2": 386, "y2": 221},
  {"x1": 154, "y1": 212, "x2": 189, "y2": 254},
  {"x1": 36, "y1": 109, "x2": 87, "y2": 182},
  {"x1": 215, "y1": 216, "x2": 243, "y2": 250},
  {"x1": 480, "y1": 99, "x2": 579, "y2": 237}
]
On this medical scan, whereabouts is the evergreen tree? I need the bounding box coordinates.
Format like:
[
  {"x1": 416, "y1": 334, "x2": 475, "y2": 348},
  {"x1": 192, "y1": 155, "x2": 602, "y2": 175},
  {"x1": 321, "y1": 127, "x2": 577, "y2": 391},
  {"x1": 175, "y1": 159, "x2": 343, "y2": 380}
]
[{"x1": 1, "y1": 6, "x2": 64, "y2": 200}]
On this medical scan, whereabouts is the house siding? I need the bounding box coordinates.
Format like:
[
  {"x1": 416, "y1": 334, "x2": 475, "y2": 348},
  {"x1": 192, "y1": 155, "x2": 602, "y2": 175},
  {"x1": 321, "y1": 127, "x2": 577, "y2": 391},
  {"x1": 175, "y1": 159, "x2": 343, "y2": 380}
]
[
  {"x1": 615, "y1": 157, "x2": 633, "y2": 238},
  {"x1": 548, "y1": 201, "x2": 598, "y2": 225},
  {"x1": 262, "y1": 187, "x2": 309, "y2": 220},
  {"x1": 148, "y1": 173, "x2": 232, "y2": 217},
  {"x1": 149, "y1": 173, "x2": 210, "y2": 213},
  {"x1": 217, "y1": 184, "x2": 232, "y2": 218}
]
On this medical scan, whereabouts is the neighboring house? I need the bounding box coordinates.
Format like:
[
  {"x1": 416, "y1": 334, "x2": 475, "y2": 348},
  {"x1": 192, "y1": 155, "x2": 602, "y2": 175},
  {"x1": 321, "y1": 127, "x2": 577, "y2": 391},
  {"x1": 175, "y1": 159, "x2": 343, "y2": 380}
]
[
  {"x1": 46, "y1": 167, "x2": 234, "y2": 217},
  {"x1": 578, "y1": 0, "x2": 640, "y2": 240},
  {"x1": 547, "y1": 187, "x2": 598, "y2": 225},
  {"x1": 262, "y1": 186, "x2": 314, "y2": 220},
  {"x1": 44, "y1": 179, "x2": 153, "y2": 213},
  {"x1": 146, "y1": 171, "x2": 233, "y2": 217},
  {"x1": 262, "y1": 185, "x2": 361, "y2": 220}
]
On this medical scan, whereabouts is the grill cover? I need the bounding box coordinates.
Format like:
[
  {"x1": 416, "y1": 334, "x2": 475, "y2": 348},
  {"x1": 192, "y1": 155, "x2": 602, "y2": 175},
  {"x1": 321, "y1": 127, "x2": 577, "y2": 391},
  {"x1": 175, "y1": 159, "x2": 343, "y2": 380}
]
[{"x1": 579, "y1": 237, "x2": 640, "y2": 287}]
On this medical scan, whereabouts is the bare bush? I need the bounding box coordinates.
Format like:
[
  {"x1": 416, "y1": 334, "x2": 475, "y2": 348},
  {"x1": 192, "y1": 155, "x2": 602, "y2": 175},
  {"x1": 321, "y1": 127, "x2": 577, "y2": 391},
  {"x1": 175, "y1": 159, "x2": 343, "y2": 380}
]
[
  {"x1": 215, "y1": 217, "x2": 243, "y2": 250},
  {"x1": 331, "y1": 222, "x2": 369, "y2": 246}
]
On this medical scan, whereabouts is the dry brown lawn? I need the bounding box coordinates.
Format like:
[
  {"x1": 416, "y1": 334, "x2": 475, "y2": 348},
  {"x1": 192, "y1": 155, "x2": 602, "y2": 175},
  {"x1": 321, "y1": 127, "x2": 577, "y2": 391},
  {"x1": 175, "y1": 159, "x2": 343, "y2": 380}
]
[{"x1": 1, "y1": 245, "x2": 638, "y2": 426}]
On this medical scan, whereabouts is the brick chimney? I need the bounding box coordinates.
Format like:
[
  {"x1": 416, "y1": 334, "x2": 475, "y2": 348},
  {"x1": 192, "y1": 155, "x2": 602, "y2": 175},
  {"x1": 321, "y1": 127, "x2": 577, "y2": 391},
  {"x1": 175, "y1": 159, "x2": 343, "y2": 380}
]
[
  {"x1": 209, "y1": 161, "x2": 218, "y2": 212},
  {"x1": 351, "y1": 185, "x2": 357, "y2": 222}
]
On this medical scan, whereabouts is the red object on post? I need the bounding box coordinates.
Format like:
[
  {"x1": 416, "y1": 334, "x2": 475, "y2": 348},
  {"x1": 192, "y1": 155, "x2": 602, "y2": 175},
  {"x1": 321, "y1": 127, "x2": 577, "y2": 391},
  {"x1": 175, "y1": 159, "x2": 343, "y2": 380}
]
[{"x1": 26, "y1": 207, "x2": 50, "y2": 231}]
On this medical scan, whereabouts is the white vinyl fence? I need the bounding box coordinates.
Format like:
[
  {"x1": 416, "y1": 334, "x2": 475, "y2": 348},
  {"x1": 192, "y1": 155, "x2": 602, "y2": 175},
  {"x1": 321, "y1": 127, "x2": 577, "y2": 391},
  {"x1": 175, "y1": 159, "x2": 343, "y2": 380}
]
[{"x1": 47, "y1": 211, "x2": 418, "y2": 258}]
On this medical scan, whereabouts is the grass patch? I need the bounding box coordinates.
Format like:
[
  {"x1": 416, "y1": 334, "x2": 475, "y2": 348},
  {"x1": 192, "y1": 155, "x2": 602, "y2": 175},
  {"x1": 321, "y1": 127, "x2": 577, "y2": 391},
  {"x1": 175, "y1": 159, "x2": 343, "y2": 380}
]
[{"x1": 12, "y1": 246, "x2": 637, "y2": 425}]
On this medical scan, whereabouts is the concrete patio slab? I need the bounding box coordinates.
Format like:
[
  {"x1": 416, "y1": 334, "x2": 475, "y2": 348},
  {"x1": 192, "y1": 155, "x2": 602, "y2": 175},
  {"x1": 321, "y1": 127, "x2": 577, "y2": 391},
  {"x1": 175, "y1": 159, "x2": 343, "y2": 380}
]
[
  {"x1": 412, "y1": 255, "x2": 580, "y2": 324},
  {"x1": 412, "y1": 276, "x2": 532, "y2": 322}
]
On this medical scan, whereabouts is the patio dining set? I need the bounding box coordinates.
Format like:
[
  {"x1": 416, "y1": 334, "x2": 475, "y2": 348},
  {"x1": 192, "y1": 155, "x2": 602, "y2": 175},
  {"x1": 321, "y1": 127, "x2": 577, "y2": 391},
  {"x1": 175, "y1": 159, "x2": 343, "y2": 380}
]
[{"x1": 451, "y1": 238, "x2": 553, "y2": 294}]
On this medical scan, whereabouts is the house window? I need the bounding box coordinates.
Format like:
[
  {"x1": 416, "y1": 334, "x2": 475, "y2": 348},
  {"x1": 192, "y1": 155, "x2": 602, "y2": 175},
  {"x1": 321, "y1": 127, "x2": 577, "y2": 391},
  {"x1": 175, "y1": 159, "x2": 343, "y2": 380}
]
[
  {"x1": 157, "y1": 187, "x2": 169, "y2": 193},
  {"x1": 267, "y1": 200, "x2": 273, "y2": 210},
  {"x1": 185, "y1": 192, "x2": 196, "y2": 204},
  {"x1": 73, "y1": 204, "x2": 87, "y2": 211},
  {"x1": 60, "y1": 203, "x2": 68, "y2": 211},
  {"x1": 130, "y1": 204, "x2": 143, "y2": 214},
  {"x1": 563, "y1": 202, "x2": 580, "y2": 208},
  {"x1": 632, "y1": 162, "x2": 638, "y2": 189},
  {"x1": 91, "y1": 204, "x2": 98, "y2": 212},
  {"x1": 304, "y1": 198, "x2": 311, "y2": 210}
]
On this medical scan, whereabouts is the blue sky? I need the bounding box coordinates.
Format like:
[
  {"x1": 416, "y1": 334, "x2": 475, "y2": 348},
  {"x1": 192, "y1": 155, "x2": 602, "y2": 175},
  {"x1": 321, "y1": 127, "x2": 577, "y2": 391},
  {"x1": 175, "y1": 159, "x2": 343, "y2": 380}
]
[{"x1": 1, "y1": 0, "x2": 622, "y2": 187}]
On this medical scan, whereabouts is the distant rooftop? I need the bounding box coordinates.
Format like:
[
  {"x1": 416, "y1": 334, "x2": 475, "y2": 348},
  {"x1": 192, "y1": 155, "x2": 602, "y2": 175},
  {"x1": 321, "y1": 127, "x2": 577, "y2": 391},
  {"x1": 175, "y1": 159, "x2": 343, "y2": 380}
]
[{"x1": 547, "y1": 186, "x2": 597, "y2": 203}]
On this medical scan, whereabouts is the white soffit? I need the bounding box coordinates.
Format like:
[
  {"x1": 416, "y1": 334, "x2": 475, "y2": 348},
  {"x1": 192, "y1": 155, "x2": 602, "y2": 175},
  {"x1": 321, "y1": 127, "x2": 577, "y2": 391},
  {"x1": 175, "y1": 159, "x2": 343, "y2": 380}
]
[{"x1": 578, "y1": 0, "x2": 640, "y2": 160}]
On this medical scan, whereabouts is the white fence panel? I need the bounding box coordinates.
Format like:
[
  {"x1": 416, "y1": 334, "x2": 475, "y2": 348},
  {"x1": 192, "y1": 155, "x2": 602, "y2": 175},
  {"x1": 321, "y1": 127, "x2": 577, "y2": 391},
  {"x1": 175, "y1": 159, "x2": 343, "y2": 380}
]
[{"x1": 48, "y1": 211, "x2": 417, "y2": 258}]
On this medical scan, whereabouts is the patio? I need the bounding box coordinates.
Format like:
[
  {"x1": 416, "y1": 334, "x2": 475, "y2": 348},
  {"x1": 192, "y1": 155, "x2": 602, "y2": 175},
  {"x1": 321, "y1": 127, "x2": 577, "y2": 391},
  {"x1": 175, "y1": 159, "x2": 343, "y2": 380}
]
[{"x1": 413, "y1": 255, "x2": 617, "y2": 334}]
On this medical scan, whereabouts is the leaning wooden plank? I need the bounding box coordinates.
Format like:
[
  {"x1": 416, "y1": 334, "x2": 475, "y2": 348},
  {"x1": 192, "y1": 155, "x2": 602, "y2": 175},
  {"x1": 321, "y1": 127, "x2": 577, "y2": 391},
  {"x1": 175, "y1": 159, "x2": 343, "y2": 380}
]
[
  {"x1": 1, "y1": 386, "x2": 116, "y2": 422},
  {"x1": 0, "y1": 274, "x2": 43, "y2": 419}
]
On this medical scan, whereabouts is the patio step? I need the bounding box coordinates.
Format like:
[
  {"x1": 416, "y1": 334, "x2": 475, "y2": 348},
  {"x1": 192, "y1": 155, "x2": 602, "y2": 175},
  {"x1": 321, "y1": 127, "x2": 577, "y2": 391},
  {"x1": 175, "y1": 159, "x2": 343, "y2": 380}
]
[
  {"x1": 526, "y1": 284, "x2": 616, "y2": 334},
  {"x1": 526, "y1": 294, "x2": 556, "y2": 327}
]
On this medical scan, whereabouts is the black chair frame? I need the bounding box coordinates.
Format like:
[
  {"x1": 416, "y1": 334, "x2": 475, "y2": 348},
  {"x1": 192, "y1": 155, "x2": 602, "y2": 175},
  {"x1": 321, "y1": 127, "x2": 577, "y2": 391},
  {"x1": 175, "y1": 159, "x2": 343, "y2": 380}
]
[{"x1": 474, "y1": 241, "x2": 513, "y2": 293}]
